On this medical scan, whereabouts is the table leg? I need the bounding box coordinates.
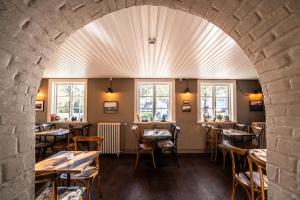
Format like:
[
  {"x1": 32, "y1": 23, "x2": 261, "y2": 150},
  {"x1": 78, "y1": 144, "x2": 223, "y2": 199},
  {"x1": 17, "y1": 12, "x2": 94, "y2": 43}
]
[
  {"x1": 67, "y1": 173, "x2": 71, "y2": 187},
  {"x1": 52, "y1": 175, "x2": 58, "y2": 200}
]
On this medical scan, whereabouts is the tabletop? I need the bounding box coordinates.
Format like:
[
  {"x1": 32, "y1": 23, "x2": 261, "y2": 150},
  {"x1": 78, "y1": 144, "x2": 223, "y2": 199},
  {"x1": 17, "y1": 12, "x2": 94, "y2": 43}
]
[
  {"x1": 222, "y1": 129, "x2": 254, "y2": 137},
  {"x1": 35, "y1": 129, "x2": 69, "y2": 136},
  {"x1": 35, "y1": 151, "x2": 101, "y2": 174},
  {"x1": 248, "y1": 149, "x2": 267, "y2": 165},
  {"x1": 142, "y1": 129, "x2": 172, "y2": 141}
]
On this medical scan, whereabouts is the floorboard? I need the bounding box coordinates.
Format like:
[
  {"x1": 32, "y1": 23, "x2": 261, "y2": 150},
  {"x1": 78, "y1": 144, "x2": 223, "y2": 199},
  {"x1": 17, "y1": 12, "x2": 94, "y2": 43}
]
[{"x1": 89, "y1": 154, "x2": 246, "y2": 200}]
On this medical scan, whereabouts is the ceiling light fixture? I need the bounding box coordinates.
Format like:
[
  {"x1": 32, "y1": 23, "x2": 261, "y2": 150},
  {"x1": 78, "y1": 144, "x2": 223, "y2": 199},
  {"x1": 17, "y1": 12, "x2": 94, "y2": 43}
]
[{"x1": 107, "y1": 78, "x2": 113, "y2": 94}]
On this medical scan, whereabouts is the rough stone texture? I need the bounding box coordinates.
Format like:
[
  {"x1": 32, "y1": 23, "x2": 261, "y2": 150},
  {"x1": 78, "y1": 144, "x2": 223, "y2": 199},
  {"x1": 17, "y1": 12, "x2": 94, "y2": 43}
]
[{"x1": 0, "y1": 0, "x2": 300, "y2": 199}]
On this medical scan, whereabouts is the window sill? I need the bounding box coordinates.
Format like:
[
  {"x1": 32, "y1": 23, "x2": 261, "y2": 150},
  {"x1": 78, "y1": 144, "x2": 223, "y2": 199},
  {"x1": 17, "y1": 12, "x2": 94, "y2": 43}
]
[
  {"x1": 48, "y1": 121, "x2": 89, "y2": 124},
  {"x1": 134, "y1": 121, "x2": 176, "y2": 124},
  {"x1": 197, "y1": 121, "x2": 236, "y2": 124}
]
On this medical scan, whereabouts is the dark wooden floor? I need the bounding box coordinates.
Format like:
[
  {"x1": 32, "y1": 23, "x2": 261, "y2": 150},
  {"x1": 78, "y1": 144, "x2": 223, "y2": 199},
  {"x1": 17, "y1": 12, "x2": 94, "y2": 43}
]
[{"x1": 89, "y1": 154, "x2": 246, "y2": 200}]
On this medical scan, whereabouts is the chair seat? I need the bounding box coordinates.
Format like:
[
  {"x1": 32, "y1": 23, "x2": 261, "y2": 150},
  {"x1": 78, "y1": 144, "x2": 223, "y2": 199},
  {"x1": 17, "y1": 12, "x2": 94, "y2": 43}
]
[
  {"x1": 36, "y1": 186, "x2": 85, "y2": 200},
  {"x1": 157, "y1": 140, "x2": 174, "y2": 148},
  {"x1": 236, "y1": 171, "x2": 268, "y2": 190},
  {"x1": 60, "y1": 166, "x2": 98, "y2": 180},
  {"x1": 138, "y1": 143, "x2": 153, "y2": 150}
]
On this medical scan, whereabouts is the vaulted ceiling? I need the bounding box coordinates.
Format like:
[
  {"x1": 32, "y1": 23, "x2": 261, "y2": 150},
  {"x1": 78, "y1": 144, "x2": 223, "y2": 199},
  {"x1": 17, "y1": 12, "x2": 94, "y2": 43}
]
[{"x1": 44, "y1": 5, "x2": 257, "y2": 79}]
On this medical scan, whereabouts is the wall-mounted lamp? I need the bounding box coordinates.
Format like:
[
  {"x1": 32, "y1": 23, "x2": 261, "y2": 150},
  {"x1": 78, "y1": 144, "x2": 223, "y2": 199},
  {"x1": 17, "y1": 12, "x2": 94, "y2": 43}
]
[
  {"x1": 106, "y1": 78, "x2": 114, "y2": 94},
  {"x1": 184, "y1": 79, "x2": 190, "y2": 94},
  {"x1": 248, "y1": 89, "x2": 263, "y2": 101}
]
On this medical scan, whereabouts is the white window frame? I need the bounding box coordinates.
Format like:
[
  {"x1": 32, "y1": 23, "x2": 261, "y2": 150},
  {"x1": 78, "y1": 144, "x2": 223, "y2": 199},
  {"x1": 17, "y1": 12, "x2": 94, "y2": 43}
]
[
  {"x1": 197, "y1": 80, "x2": 237, "y2": 123},
  {"x1": 134, "y1": 79, "x2": 176, "y2": 123},
  {"x1": 47, "y1": 79, "x2": 88, "y2": 122}
]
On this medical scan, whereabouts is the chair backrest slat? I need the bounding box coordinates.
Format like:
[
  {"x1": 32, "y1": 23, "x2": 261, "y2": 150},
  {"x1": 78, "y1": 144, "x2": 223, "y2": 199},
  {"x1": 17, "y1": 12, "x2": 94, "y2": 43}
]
[{"x1": 73, "y1": 136, "x2": 104, "y2": 151}]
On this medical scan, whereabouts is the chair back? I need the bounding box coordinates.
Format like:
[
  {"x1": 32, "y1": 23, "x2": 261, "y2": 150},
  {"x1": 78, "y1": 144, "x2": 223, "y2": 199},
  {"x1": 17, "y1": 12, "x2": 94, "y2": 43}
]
[
  {"x1": 251, "y1": 126, "x2": 263, "y2": 136},
  {"x1": 170, "y1": 123, "x2": 177, "y2": 136},
  {"x1": 210, "y1": 127, "x2": 222, "y2": 144},
  {"x1": 251, "y1": 126, "x2": 263, "y2": 147},
  {"x1": 234, "y1": 123, "x2": 247, "y2": 131},
  {"x1": 226, "y1": 142, "x2": 248, "y2": 179},
  {"x1": 132, "y1": 125, "x2": 141, "y2": 145},
  {"x1": 248, "y1": 152, "x2": 267, "y2": 200},
  {"x1": 73, "y1": 136, "x2": 104, "y2": 151},
  {"x1": 173, "y1": 126, "x2": 180, "y2": 148}
]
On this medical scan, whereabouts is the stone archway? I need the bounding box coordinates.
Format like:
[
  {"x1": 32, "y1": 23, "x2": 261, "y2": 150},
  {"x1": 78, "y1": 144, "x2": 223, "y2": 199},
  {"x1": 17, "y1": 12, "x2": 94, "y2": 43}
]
[{"x1": 0, "y1": 0, "x2": 299, "y2": 199}]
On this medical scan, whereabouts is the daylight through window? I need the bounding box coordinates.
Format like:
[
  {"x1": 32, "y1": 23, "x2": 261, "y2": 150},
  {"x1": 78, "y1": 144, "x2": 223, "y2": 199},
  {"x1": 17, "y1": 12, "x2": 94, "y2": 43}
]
[
  {"x1": 135, "y1": 80, "x2": 174, "y2": 122},
  {"x1": 48, "y1": 79, "x2": 87, "y2": 122}
]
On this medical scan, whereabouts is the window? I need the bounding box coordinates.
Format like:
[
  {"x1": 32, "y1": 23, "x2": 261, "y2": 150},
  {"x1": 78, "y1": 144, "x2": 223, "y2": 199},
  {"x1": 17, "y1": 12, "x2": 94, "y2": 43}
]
[
  {"x1": 48, "y1": 79, "x2": 87, "y2": 122},
  {"x1": 198, "y1": 80, "x2": 236, "y2": 122},
  {"x1": 135, "y1": 79, "x2": 175, "y2": 122}
]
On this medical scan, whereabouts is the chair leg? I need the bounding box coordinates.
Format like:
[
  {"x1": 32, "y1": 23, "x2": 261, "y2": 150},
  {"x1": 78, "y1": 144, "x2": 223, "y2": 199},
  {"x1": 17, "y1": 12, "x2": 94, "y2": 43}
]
[
  {"x1": 222, "y1": 149, "x2": 227, "y2": 169},
  {"x1": 230, "y1": 181, "x2": 237, "y2": 200},
  {"x1": 151, "y1": 150, "x2": 156, "y2": 168},
  {"x1": 214, "y1": 145, "x2": 218, "y2": 161},
  {"x1": 210, "y1": 144, "x2": 214, "y2": 161},
  {"x1": 135, "y1": 150, "x2": 140, "y2": 169},
  {"x1": 86, "y1": 180, "x2": 92, "y2": 200}
]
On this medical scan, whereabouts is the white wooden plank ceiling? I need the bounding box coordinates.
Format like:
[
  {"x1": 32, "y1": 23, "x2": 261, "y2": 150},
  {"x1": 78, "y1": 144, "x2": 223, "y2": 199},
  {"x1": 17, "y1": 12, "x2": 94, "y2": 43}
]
[{"x1": 44, "y1": 6, "x2": 257, "y2": 79}]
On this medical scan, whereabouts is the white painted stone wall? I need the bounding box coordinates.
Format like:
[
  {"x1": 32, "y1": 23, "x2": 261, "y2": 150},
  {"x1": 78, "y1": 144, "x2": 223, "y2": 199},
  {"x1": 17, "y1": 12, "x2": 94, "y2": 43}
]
[{"x1": 0, "y1": 0, "x2": 299, "y2": 199}]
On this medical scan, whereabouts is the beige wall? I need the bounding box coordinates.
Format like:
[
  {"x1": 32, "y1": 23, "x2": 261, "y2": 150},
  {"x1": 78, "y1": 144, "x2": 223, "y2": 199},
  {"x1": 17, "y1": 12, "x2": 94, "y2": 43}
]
[{"x1": 36, "y1": 78, "x2": 265, "y2": 153}]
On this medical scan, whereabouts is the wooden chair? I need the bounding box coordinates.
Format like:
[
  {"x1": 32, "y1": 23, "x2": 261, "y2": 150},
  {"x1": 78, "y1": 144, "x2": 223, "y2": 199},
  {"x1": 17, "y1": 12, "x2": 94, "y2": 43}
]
[
  {"x1": 248, "y1": 152, "x2": 268, "y2": 200},
  {"x1": 35, "y1": 125, "x2": 52, "y2": 162},
  {"x1": 157, "y1": 126, "x2": 180, "y2": 167},
  {"x1": 132, "y1": 125, "x2": 156, "y2": 168},
  {"x1": 226, "y1": 143, "x2": 252, "y2": 200},
  {"x1": 217, "y1": 130, "x2": 232, "y2": 169},
  {"x1": 208, "y1": 127, "x2": 222, "y2": 161},
  {"x1": 234, "y1": 123, "x2": 247, "y2": 131},
  {"x1": 60, "y1": 136, "x2": 104, "y2": 200},
  {"x1": 250, "y1": 126, "x2": 263, "y2": 148}
]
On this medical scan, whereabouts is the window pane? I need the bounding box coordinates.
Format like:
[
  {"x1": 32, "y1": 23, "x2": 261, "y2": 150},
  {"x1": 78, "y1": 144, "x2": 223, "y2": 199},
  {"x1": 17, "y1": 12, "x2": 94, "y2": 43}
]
[
  {"x1": 56, "y1": 84, "x2": 70, "y2": 97},
  {"x1": 56, "y1": 96, "x2": 70, "y2": 120},
  {"x1": 216, "y1": 97, "x2": 229, "y2": 118},
  {"x1": 201, "y1": 97, "x2": 213, "y2": 109},
  {"x1": 156, "y1": 96, "x2": 169, "y2": 109},
  {"x1": 140, "y1": 111, "x2": 153, "y2": 121},
  {"x1": 72, "y1": 96, "x2": 84, "y2": 120},
  {"x1": 216, "y1": 85, "x2": 229, "y2": 97},
  {"x1": 156, "y1": 85, "x2": 169, "y2": 96},
  {"x1": 139, "y1": 97, "x2": 153, "y2": 110},
  {"x1": 201, "y1": 85, "x2": 213, "y2": 97},
  {"x1": 155, "y1": 108, "x2": 168, "y2": 121},
  {"x1": 72, "y1": 84, "x2": 84, "y2": 96},
  {"x1": 140, "y1": 84, "x2": 153, "y2": 96},
  {"x1": 201, "y1": 108, "x2": 213, "y2": 120}
]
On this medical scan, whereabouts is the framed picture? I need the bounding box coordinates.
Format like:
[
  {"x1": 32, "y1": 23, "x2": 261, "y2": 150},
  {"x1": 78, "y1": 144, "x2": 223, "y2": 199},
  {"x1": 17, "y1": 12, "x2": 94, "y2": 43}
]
[
  {"x1": 182, "y1": 100, "x2": 191, "y2": 112},
  {"x1": 35, "y1": 100, "x2": 44, "y2": 111},
  {"x1": 249, "y1": 100, "x2": 264, "y2": 111},
  {"x1": 103, "y1": 101, "x2": 118, "y2": 114},
  {"x1": 182, "y1": 105, "x2": 191, "y2": 112}
]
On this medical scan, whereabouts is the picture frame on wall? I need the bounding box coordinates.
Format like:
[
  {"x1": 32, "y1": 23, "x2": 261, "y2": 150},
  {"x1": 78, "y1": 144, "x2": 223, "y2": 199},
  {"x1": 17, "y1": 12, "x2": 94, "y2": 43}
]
[
  {"x1": 103, "y1": 101, "x2": 118, "y2": 114},
  {"x1": 35, "y1": 100, "x2": 44, "y2": 111},
  {"x1": 249, "y1": 100, "x2": 264, "y2": 111},
  {"x1": 182, "y1": 100, "x2": 191, "y2": 112}
]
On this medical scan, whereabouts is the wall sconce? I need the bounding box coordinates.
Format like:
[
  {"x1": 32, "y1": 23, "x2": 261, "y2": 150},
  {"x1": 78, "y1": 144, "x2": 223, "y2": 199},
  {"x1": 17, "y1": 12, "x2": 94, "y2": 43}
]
[
  {"x1": 106, "y1": 78, "x2": 114, "y2": 94},
  {"x1": 184, "y1": 79, "x2": 190, "y2": 94},
  {"x1": 248, "y1": 89, "x2": 263, "y2": 101}
]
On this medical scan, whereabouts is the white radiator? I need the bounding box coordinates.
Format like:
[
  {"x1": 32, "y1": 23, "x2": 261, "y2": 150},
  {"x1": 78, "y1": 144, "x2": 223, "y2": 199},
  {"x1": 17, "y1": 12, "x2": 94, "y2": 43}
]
[{"x1": 97, "y1": 122, "x2": 121, "y2": 156}]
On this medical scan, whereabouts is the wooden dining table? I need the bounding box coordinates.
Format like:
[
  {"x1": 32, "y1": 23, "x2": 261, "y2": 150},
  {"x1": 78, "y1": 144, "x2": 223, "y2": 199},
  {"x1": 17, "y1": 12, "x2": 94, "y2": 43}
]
[
  {"x1": 35, "y1": 129, "x2": 69, "y2": 137},
  {"x1": 222, "y1": 128, "x2": 256, "y2": 145},
  {"x1": 35, "y1": 151, "x2": 101, "y2": 199},
  {"x1": 142, "y1": 129, "x2": 172, "y2": 141}
]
